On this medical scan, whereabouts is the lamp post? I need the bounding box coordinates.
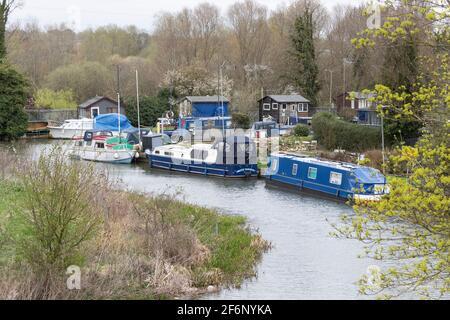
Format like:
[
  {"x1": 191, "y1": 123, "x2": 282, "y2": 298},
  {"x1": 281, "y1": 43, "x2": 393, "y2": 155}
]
[
  {"x1": 343, "y1": 58, "x2": 352, "y2": 109},
  {"x1": 325, "y1": 69, "x2": 334, "y2": 107}
]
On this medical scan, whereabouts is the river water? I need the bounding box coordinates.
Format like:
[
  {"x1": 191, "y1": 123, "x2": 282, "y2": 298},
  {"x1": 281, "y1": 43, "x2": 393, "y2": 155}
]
[{"x1": 10, "y1": 140, "x2": 376, "y2": 300}]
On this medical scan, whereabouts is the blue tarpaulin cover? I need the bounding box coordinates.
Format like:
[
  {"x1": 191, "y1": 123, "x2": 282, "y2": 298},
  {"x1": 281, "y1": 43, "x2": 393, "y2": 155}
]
[{"x1": 94, "y1": 114, "x2": 134, "y2": 131}]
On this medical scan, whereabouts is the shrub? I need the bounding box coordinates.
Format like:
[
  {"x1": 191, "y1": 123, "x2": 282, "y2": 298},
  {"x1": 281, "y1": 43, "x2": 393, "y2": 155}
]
[
  {"x1": 293, "y1": 124, "x2": 310, "y2": 137},
  {"x1": 232, "y1": 112, "x2": 251, "y2": 129},
  {"x1": 312, "y1": 112, "x2": 382, "y2": 152},
  {"x1": 14, "y1": 148, "x2": 102, "y2": 281}
]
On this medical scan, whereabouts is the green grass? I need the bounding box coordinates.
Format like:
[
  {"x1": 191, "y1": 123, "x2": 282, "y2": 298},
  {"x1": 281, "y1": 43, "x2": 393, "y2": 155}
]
[
  {"x1": 0, "y1": 180, "x2": 269, "y2": 296},
  {"x1": 149, "y1": 197, "x2": 269, "y2": 288}
]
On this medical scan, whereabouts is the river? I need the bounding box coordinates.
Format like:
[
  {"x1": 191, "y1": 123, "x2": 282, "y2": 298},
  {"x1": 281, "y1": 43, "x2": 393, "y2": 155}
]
[{"x1": 9, "y1": 139, "x2": 376, "y2": 300}]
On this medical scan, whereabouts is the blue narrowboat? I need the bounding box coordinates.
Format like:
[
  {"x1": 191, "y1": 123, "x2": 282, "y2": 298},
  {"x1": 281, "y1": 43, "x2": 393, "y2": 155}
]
[
  {"x1": 265, "y1": 153, "x2": 389, "y2": 201},
  {"x1": 145, "y1": 136, "x2": 258, "y2": 178}
]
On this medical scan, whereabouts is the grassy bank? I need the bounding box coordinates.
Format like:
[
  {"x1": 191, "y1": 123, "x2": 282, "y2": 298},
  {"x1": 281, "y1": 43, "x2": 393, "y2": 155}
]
[{"x1": 0, "y1": 151, "x2": 269, "y2": 300}]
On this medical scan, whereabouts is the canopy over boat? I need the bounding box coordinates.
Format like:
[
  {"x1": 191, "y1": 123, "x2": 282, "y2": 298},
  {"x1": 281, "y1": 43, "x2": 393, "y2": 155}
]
[
  {"x1": 350, "y1": 167, "x2": 386, "y2": 184},
  {"x1": 94, "y1": 114, "x2": 134, "y2": 131}
]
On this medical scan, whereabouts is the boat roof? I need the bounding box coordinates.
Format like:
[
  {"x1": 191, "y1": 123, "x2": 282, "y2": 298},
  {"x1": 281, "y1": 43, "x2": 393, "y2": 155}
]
[
  {"x1": 273, "y1": 153, "x2": 386, "y2": 183},
  {"x1": 274, "y1": 153, "x2": 360, "y2": 172},
  {"x1": 155, "y1": 143, "x2": 212, "y2": 152}
]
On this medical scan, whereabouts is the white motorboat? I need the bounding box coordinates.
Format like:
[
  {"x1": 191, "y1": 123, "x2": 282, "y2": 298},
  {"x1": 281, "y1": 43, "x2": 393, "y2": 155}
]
[
  {"x1": 69, "y1": 130, "x2": 139, "y2": 164},
  {"x1": 48, "y1": 118, "x2": 94, "y2": 139}
]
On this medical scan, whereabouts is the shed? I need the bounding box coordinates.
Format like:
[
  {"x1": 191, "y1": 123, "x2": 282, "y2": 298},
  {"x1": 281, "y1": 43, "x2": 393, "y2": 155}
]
[
  {"x1": 178, "y1": 96, "x2": 230, "y2": 118},
  {"x1": 78, "y1": 96, "x2": 122, "y2": 119}
]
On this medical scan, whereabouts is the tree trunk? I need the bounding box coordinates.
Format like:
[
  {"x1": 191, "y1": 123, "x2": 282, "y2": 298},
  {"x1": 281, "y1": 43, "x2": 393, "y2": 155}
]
[{"x1": 0, "y1": 5, "x2": 6, "y2": 60}]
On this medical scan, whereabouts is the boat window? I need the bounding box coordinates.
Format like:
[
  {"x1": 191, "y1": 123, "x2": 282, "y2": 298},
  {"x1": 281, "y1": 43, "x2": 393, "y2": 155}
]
[
  {"x1": 95, "y1": 142, "x2": 105, "y2": 149},
  {"x1": 164, "y1": 152, "x2": 173, "y2": 156},
  {"x1": 155, "y1": 150, "x2": 160, "y2": 155},
  {"x1": 292, "y1": 164, "x2": 298, "y2": 176},
  {"x1": 308, "y1": 167, "x2": 317, "y2": 180},
  {"x1": 270, "y1": 158, "x2": 279, "y2": 172},
  {"x1": 330, "y1": 172, "x2": 343, "y2": 185}
]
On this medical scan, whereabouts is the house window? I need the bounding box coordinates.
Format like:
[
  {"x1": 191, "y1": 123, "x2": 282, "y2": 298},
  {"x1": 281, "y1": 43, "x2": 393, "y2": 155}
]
[
  {"x1": 298, "y1": 103, "x2": 309, "y2": 112},
  {"x1": 351, "y1": 99, "x2": 355, "y2": 109},
  {"x1": 282, "y1": 104, "x2": 287, "y2": 110},
  {"x1": 308, "y1": 167, "x2": 317, "y2": 180},
  {"x1": 263, "y1": 103, "x2": 271, "y2": 111},
  {"x1": 292, "y1": 164, "x2": 298, "y2": 176},
  {"x1": 330, "y1": 172, "x2": 343, "y2": 185},
  {"x1": 272, "y1": 103, "x2": 279, "y2": 110}
]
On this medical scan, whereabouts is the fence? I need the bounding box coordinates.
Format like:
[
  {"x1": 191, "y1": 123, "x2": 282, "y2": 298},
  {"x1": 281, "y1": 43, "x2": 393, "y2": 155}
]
[{"x1": 26, "y1": 109, "x2": 78, "y2": 124}]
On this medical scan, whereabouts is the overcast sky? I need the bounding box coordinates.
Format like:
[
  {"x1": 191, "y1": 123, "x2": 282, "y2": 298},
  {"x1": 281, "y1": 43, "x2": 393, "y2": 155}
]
[{"x1": 10, "y1": 0, "x2": 366, "y2": 31}]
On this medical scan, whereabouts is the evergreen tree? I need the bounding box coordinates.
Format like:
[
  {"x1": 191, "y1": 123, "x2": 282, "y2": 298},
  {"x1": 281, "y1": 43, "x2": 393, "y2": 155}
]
[
  {"x1": 0, "y1": 62, "x2": 29, "y2": 140},
  {"x1": 291, "y1": 7, "x2": 320, "y2": 108},
  {"x1": 381, "y1": 33, "x2": 422, "y2": 144}
]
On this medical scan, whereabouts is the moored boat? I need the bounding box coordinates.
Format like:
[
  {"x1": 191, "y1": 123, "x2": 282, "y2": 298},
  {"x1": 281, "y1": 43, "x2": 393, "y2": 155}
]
[
  {"x1": 48, "y1": 118, "x2": 94, "y2": 139},
  {"x1": 265, "y1": 153, "x2": 389, "y2": 201},
  {"x1": 69, "y1": 130, "x2": 138, "y2": 164},
  {"x1": 145, "y1": 136, "x2": 258, "y2": 178}
]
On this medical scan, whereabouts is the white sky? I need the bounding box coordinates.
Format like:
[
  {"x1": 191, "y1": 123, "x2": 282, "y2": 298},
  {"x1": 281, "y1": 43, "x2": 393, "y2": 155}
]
[{"x1": 10, "y1": 0, "x2": 366, "y2": 31}]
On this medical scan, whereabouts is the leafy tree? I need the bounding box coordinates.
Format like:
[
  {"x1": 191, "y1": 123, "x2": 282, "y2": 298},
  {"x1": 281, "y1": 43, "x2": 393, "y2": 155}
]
[
  {"x1": 0, "y1": 62, "x2": 28, "y2": 140},
  {"x1": 35, "y1": 88, "x2": 77, "y2": 110},
  {"x1": 336, "y1": 0, "x2": 450, "y2": 299},
  {"x1": 125, "y1": 89, "x2": 172, "y2": 128},
  {"x1": 291, "y1": 5, "x2": 320, "y2": 108}
]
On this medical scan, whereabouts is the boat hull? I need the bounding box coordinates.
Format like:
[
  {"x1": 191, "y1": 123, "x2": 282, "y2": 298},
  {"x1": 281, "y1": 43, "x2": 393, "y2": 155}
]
[
  {"x1": 48, "y1": 128, "x2": 89, "y2": 140},
  {"x1": 70, "y1": 148, "x2": 137, "y2": 164},
  {"x1": 148, "y1": 154, "x2": 258, "y2": 178}
]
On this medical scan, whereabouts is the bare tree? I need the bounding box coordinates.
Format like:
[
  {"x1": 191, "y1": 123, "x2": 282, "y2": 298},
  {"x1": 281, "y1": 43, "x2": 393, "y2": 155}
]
[
  {"x1": 227, "y1": 0, "x2": 270, "y2": 85},
  {"x1": 0, "y1": 0, "x2": 21, "y2": 59}
]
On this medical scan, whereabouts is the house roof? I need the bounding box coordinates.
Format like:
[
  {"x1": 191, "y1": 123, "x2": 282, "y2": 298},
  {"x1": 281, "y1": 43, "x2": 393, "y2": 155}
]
[
  {"x1": 181, "y1": 96, "x2": 229, "y2": 103},
  {"x1": 79, "y1": 96, "x2": 118, "y2": 109},
  {"x1": 260, "y1": 95, "x2": 310, "y2": 103}
]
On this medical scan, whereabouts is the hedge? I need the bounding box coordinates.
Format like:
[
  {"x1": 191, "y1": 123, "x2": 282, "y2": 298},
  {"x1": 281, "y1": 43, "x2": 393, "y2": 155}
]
[{"x1": 311, "y1": 112, "x2": 382, "y2": 152}]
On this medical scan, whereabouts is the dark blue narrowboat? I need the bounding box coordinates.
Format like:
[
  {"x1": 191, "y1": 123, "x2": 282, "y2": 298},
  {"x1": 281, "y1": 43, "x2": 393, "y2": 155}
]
[
  {"x1": 265, "y1": 153, "x2": 389, "y2": 201},
  {"x1": 145, "y1": 136, "x2": 258, "y2": 178}
]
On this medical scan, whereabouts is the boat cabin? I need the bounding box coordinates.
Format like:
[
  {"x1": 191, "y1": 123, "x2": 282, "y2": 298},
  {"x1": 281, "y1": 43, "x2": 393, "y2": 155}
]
[{"x1": 148, "y1": 136, "x2": 258, "y2": 178}]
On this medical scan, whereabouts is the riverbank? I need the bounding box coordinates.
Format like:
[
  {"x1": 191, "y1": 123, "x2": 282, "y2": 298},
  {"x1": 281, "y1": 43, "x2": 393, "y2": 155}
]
[{"x1": 0, "y1": 151, "x2": 270, "y2": 300}]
